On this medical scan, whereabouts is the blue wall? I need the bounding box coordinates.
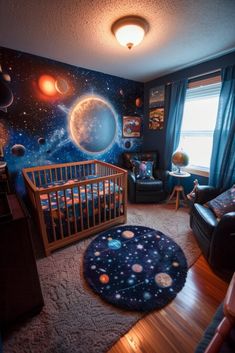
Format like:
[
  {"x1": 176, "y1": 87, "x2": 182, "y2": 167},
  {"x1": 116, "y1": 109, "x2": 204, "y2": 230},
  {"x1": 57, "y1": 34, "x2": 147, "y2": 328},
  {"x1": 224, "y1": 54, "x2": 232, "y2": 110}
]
[{"x1": 143, "y1": 51, "x2": 235, "y2": 192}]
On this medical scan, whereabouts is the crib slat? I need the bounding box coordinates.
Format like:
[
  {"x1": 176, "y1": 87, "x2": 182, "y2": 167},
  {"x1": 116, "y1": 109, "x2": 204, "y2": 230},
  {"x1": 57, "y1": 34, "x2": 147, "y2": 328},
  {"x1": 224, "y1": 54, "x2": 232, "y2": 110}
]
[
  {"x1": 32, "y1": 172, "x2": 36, "y2": 185},
  {"x1": 55, "y1": 190, "x2": 64, "y2": 238},
  {"x1": 43, "y1": 170, "x2": 47, "y2": 185},
  {"x1": 118, "y1": 176, "x2": 121, "y2": 217},
  {"x1": 103, "y1": 180, "x2": 106, "y2": 222},
  {"x1": 97, "y1": 182, "x2": 101, "y2": 225},
  {"x1": 65, "y1": 166, "x2": 68, "y2": 181},
  {"x1": 91, "y1": 183, "x2": 95, "y2": 226},
  {"x1": 113, "y1": 177, "x2": 116, "y2": 219},
  {"x1": 47, "y1": 193, "x2": 56, "y2": 242},
  {"x1": 49, "y1": 169, "x2": 52, "y2": 183},
  {"x1": 78, "y1": 186, "x2": 84, "y2": 231},
  {"x1": 109, "y1": 179, "x2": 111, "y2": 220},
  {"x1": 71, "y1": 187, "x2": 77, "y2": 234},
  {"x1": 38, "y1": 171, "x2": 42, "y2": 186},
  {"x1": 63, "y1": 189, "x2": 71, "y2": 236},
  {"x1": 85, "y1": 184, "x2": 89, "y2": 228}
]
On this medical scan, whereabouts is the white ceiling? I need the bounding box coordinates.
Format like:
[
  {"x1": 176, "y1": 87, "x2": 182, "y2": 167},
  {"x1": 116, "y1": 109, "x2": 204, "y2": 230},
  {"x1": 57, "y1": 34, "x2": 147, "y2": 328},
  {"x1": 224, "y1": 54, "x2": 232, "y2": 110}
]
[{"x1": 0, "y1": 0, "x2": 235, "y2": 82}]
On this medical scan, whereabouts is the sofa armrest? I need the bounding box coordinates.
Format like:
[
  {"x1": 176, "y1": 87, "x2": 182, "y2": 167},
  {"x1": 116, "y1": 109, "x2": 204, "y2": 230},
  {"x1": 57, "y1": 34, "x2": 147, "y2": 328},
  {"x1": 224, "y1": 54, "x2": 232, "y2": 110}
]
[
  {"x1": 194, "y1": 185, "x2": 221, "y2": 204},
  {"x1": 209, "y1": 212, "x2": 235, "y2": 269}
]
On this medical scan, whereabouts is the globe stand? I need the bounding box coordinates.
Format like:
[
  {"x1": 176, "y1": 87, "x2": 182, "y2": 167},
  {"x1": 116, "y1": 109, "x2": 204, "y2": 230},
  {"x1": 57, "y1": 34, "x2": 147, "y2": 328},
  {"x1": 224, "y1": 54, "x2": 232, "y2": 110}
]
[{"x1": 167, "y1": 171, "x2": 191, "y2": 210}]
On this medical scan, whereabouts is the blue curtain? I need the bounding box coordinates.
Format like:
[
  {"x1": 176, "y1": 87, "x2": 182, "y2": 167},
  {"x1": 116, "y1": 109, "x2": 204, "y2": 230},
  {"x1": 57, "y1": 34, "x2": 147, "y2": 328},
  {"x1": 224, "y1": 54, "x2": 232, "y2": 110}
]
[
  {"x1": 209, "y1": 65, "x2": 235, "y2": 190},
  {"x1": 164, "y1": 79, "x2": 188, "y2": 170}
]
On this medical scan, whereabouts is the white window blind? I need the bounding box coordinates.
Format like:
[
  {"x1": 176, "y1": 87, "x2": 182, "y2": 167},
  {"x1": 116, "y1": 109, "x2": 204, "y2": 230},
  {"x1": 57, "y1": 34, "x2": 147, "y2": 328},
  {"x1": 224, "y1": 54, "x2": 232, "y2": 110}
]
[{"x1": 178, "y1": 74, "x2": 221, "y2": 174}]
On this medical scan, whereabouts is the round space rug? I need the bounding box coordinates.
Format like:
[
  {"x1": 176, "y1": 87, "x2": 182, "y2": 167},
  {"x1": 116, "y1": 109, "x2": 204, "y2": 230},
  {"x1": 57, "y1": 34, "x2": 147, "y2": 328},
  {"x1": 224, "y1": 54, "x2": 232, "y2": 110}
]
[{"x1": 83, "y1": 225, "x2": 188, "y2": 312}]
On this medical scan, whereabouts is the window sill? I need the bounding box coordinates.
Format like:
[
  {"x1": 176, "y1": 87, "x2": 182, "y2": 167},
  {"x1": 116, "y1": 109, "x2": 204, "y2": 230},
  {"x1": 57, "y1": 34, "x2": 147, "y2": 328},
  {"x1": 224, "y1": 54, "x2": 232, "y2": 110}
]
[{"x1": 182, "y1": 166, "x2": 209, "y2": 177}]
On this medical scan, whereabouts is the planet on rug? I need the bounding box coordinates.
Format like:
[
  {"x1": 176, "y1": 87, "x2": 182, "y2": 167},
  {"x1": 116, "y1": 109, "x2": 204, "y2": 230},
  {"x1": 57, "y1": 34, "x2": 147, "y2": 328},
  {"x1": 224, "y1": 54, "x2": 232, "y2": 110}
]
[{"x1": 83, "y1": 225, "x2": 188, "y2": 312}]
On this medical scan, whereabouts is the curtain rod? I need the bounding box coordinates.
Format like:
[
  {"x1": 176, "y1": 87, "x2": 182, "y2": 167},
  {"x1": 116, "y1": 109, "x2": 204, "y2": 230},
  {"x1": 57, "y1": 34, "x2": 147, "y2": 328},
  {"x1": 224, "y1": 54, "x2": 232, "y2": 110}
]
[
  {"x1": 189, "y1": 69, "x2": 221, "y2": 81},
  {"x1": 165, "y1": 68, "x2": 221, "y2": 86}
]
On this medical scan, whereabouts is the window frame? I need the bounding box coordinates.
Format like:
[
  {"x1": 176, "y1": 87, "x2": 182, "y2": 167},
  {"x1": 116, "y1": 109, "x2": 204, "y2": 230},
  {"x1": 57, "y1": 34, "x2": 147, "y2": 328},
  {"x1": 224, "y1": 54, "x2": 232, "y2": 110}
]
[{"x1": 179, "y1": 72, "x2": 221, "y2": 177}]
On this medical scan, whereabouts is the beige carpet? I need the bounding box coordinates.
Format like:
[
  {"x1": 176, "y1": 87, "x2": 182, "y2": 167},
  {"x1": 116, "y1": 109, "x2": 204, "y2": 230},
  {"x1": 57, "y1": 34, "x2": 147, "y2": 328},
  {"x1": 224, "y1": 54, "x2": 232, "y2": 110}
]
[{"x1": 3, "y1": 203, "x2": 201, "y2": 353}]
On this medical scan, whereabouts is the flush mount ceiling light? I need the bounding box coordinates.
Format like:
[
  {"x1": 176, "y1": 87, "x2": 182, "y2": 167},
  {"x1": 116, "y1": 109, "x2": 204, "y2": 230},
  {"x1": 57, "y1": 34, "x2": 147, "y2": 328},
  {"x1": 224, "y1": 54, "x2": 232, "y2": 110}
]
[{"x1": 112, "y1": 16, "x2": 149, "y2": 50}]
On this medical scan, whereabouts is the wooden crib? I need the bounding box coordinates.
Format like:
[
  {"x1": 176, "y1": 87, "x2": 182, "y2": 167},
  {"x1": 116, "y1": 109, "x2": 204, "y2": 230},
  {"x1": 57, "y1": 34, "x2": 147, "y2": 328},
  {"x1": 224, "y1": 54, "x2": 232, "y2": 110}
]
[{"x1": 22, "y1": 160, "x2": 127, "y2": 256}]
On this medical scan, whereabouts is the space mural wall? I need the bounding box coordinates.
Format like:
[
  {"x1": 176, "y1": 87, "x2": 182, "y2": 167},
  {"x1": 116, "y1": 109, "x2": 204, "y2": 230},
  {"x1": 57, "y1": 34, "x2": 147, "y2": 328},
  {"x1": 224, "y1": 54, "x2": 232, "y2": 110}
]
[{"x1": 0, "y1": 47, "x2": 144, "y2": 194}]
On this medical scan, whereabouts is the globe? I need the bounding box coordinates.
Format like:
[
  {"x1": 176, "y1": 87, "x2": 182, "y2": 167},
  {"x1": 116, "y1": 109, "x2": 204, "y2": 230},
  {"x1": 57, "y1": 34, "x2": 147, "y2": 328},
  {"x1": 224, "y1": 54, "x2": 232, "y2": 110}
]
[
  {"x1": 69, "y1": 96, "x2": 117, "y2": 154},
  {"x1": 172, "y1": 150, "x2": 189, "y2": 174}
]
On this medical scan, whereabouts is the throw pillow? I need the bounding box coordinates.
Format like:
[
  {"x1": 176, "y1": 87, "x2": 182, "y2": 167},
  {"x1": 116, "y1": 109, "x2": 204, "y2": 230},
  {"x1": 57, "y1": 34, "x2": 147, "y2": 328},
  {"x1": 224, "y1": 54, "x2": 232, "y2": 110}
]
[
  {"x1": 207, "y1": 185, "x2": 235, "y2": 219},
  {"x1": 131, "y1": 160, "x2": 154, "y2": 180}
]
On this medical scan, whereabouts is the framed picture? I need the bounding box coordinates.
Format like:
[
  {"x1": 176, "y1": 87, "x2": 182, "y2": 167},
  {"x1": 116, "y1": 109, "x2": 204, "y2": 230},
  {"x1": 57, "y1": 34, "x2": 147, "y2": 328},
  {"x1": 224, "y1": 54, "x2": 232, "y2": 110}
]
[
  {"x1": 149, "y1": 107, "x2": 164, "y2": 130},
  {"x1": 122, "y1": 116, "x2": 141, "y2": 138},
  {"x1": 149, "y1": 85, "x2": 165, "y2": 108},
  {"x1": 149, "y1": 85, "x2": 165, "y2": 130}
]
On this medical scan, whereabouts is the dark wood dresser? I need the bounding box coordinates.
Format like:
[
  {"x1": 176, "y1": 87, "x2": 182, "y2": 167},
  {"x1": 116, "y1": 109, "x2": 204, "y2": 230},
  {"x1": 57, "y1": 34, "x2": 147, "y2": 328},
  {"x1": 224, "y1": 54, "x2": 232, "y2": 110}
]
[{"x1": 0, "y1": 194, "x2": 44, "y2": 328}]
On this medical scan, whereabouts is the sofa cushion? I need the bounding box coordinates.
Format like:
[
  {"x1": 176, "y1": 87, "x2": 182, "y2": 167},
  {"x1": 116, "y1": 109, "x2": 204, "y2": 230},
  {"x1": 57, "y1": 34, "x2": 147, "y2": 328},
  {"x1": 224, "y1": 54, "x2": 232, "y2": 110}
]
[
  {"x1": 208, "y1": 185, "x2": 235, "y2": 219},
  {"x1": 131, "y1": 160, "x2": 154, "y2": 180},
  {"x1": 193, "y1": 203, "x2": 218, "y2": 237},
  {"x1": 136, "y1": 179, "x2": 163, "y2": 191}
]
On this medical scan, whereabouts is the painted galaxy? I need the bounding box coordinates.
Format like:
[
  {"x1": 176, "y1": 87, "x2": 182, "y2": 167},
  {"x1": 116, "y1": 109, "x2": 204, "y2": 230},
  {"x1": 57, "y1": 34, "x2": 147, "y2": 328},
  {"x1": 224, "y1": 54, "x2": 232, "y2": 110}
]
[{"x1": 0, "y1": 47, "x2": 144, "y2": 193}]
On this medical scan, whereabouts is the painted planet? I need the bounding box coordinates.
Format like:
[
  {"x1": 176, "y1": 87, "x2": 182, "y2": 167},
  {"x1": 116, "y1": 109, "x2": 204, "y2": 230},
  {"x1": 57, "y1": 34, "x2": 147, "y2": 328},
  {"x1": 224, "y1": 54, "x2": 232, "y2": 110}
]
[
  {"x1": 38, "y1": 75, "x2": 57, "y2": 96},
  {"x1": 2, "y1": 73, "x2": 11, "y2": 82},
  {"x1": 55, "y1": 78, "x2": 69, "y2": 94},
  {"x1": 11, "y1": 144, "x2": 26, "y2": 157},
  {"x1": 38, "y1": 137, "x2": 46, "y2": 145},
  {"x1": 0, "y1": 80, "x2": 14, "y2": 111},
  {"x1": 69, "y1": 96, "x2": 117, "y2": 154},
  {"x1": 0, "y1": 120, "x2": 9, "y2": 146},
  {"x1": 135, "y1": 97, "x2": 143, "y2": 107},
  {"x1": 124, "y1": 140, "x2": 131, "y2": 149}
]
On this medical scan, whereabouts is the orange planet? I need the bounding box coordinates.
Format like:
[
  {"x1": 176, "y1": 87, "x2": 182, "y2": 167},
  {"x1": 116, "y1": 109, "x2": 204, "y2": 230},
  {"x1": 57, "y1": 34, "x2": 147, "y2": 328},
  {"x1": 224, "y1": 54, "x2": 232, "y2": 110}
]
[
  {"x1": 38, "y1": 75, "x2": 57, "y2": 96},
  {"x1": 99, "y1": 274, "x2": 110, "y2": 284},
  {"x1": 135, "y1": 97, "x2": 143, "y2": 107}
]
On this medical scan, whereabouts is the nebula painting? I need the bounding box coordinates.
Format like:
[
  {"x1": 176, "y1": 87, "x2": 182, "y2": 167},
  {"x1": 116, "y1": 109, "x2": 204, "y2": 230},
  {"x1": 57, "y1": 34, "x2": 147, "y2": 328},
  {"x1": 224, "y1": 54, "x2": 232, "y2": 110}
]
[{"x1": 0, "y1": 47, "x2": 144, "y2": 194}]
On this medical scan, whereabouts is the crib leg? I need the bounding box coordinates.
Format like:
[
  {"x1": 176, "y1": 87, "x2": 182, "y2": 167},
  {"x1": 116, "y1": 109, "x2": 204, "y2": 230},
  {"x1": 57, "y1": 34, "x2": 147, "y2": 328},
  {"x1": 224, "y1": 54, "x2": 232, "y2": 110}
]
[{"x1": 45, "y1": 248, "x2": 51, "y2": 257}]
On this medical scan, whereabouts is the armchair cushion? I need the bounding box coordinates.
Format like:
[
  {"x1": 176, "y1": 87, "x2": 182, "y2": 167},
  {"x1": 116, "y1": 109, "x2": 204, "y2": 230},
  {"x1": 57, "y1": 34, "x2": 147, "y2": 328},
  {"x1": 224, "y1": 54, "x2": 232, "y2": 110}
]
[
  {"x1": 136, "y1": 179, "x2": 163, "y2": 192},
  {"x1": 208, "y1": 185, "x2": 235, "y2": 219},
  {"x1": 131, "y1": 160, "x2": 154, "y2": 180}
]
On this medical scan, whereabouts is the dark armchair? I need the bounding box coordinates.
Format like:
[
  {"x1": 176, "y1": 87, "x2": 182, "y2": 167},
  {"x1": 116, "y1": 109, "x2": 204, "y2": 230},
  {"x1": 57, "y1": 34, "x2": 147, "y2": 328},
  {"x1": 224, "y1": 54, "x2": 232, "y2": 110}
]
[
  {"x1": 190, "y1": 185, "x2": 235, "y2": 271},
  {"x1": 122, "y1": 151, "x2": 168, "y2": 203}
]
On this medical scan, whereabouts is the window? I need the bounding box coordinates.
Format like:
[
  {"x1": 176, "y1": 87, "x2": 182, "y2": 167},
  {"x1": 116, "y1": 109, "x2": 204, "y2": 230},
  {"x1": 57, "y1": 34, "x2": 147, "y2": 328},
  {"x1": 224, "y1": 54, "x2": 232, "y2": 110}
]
[{"x1": 178, "y1": 75, "x2": 221, "y2": 176}]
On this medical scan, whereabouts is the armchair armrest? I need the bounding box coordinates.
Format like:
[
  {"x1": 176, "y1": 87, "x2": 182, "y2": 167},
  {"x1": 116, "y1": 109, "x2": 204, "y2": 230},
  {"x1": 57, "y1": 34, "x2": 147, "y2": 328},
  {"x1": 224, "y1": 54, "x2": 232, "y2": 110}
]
[
  {"x1": 205, "y1": 273, "x2": 235, "y2": 353},
  {"x1": 127, "y1": 171, "x2": 136, "y2": 203},
  {"x1": 194, "y1": 185, "x2": 221, "y2": 204},
  {"x1": 154, "y1": 169, "x2": 169, "y2": 181}
]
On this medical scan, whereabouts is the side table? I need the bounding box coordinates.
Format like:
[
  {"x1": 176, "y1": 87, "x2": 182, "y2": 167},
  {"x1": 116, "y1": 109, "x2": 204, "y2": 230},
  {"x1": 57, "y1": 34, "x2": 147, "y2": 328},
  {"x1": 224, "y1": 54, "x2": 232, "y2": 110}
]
[{"x1": 168, "y1": 171, "x2": 191, "y2": 210}]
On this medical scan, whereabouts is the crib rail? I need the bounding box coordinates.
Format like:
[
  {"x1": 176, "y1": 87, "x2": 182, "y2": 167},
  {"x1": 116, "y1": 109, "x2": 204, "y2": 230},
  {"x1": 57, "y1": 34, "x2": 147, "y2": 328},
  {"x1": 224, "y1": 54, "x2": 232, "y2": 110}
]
[{"x1": 22, "y1": 160, "x2": 127, "y2": 256}]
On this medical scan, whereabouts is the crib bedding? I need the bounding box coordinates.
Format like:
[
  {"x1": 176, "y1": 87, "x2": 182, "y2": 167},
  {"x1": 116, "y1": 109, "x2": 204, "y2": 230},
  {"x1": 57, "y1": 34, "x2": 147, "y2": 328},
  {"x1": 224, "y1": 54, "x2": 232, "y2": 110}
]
[
  {"x1": 39, "y1": 178, "x2": 123, "y2": 241},
  {"x1": 39, "y1": 178, "x2": 122, "y2": 211}
]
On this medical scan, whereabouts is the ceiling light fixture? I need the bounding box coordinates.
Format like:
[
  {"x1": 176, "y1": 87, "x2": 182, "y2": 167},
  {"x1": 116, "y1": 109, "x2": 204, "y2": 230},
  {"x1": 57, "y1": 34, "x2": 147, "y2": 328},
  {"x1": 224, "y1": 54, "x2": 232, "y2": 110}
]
[{"x1": 112, "y1": 16, "x2": 149, "y2": 50}]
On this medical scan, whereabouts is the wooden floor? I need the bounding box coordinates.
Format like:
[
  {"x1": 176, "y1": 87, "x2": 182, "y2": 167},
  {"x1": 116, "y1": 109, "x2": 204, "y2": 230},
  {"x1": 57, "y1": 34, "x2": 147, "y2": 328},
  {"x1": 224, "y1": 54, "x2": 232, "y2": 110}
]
[{"x1": 108, "y1": 256, "x2": 229, "y2": 353}]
